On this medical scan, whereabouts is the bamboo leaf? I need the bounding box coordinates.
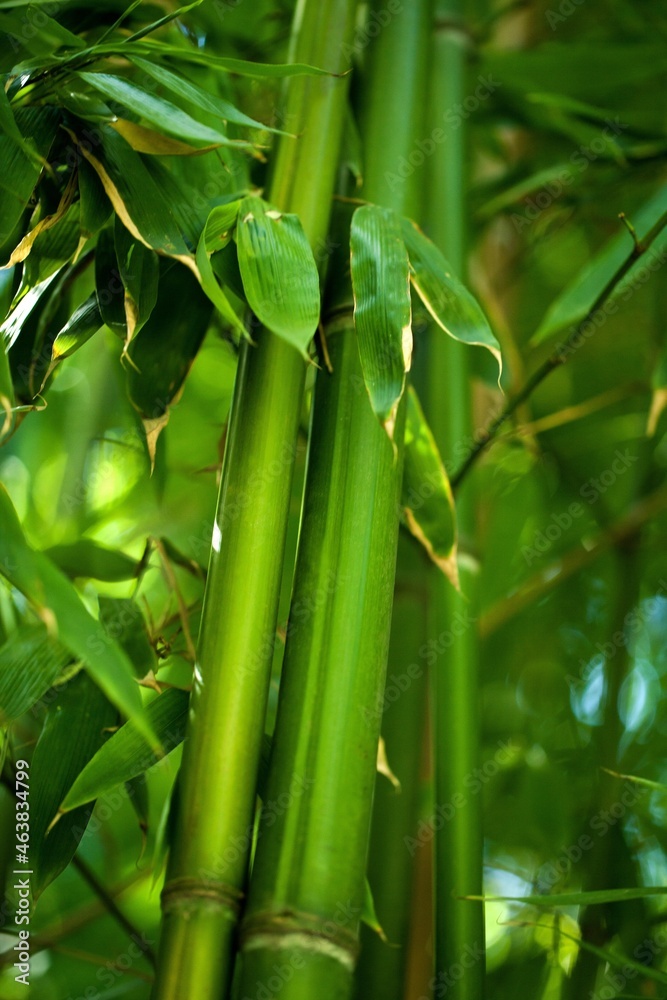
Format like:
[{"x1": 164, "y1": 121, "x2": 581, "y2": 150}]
[
  {"x1": 61, "y1": 687, "x2": 190, "y2": 812},
  {"x1": 110, "y1": 118, "x2": 208, "y2": 156},
  {"x1": 50, "y1": 292, "x2": 103, "y2": 363},
  {"x1": 133, "y1": 43, "x2": 336, "y2": 78},
  {"x1": 126, "y1": 259, "x2": 213, "y2": 463},
  {"x1": 19, "y1": 202, "x2": 81, "y2": 292},
  {"x1": 472, "y1": 887, "x2": 667, "y2": 907},
  {"x1": 75, "y1": 125, "x2": 193, "y2": 261},
  {"x1": 196, "y1": 223, "x2": 245, "y2": 337},
  {"x1": 31, "y1": 672, "x2": 117, "y2": 895},
  {"x1": 44, "y1": 540, "x2": 140, "y2": 582},
  {"x1": 129, "y1": 56, "x2": 290, "y2": 136},
  {"x1": 350, "y1": 204, "x2": 412, "y2": 435},
  {"x1": 203, "y1": 200, "x2": 242, "y2": 253},
  {"x1": 400, "y1": 217, "x2": 502, "y2": 378},
  {"x1": 532, "y1": 186, "x2": 667, "y2": 345},
  {"x1": 95, "y1": 225, "x2": 126, "y2": 334},
  {"x1": 362, "y1": 879, "x2": 389, "y2": 943},
  {"x1": 114, "y1": 216, "x2": 159, "y2": 347},
  {"x1": 0, "y1": 485, "x2": 157, "y2": 747},
  {"x1": 78, "y1": 157, "x2": 112, "y2": 238},
  {"x1": 79, "y1": 72, "x2": 253, "y2": 150},
  {"x1": 0, "y1": 624, "x2": 72, "y2": 723},
  {"x1": 0, "y1": 106, "x2": 60, "y2": 251},
  {"x1": 1, "y1": 5, "x2": 84, "y2": 52},
  {"x1": 402, "y1": 387, "x2": 458, "y2": 587},
  {"x1": 236, "y1": 195, "x2": 320, "y2": 355}
]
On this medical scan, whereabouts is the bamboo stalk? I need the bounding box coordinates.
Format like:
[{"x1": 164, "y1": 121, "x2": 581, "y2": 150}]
[
  {"x1": 425, "y1": 3, "x2": 485, "y2": 998},
  {"x1": 150, "y1": 3, "x2": 357, "y2": 998},
  {"x1": 237, "y1": 4, "x2": 433, "y2": 998}
]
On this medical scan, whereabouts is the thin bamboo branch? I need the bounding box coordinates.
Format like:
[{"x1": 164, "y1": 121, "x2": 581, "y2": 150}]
[{"x1": 451, "y1": 209, "x2": 667, "y2": 489}]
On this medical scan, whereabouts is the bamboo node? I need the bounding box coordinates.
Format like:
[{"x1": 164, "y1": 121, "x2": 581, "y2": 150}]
[
  {"x1": 240, "y1": 909, "x2": 360, "y2": 969},
  {"x1": 160, "y1": 877, "x2": 244, "y2": 916}
]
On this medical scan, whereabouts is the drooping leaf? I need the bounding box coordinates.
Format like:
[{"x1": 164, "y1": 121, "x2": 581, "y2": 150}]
[
  {"x1": 532, "y1": 186, "x2": 667, "y2": 344},
  {"x1": 75, "y1": 124, "x2": 193, "y2": 261},
  {"x1": 61, "y1": 687, "x2": 190, "y2": 812},
  {"x1": 31, "y1": 672, "x2": 117, "y2": 895},
  {"x1": 129, "y1": 56, "x2": 290, "y2": 136},
  {"x1": 196, "y1": 206, "x2": 245, "y2": 337},
  {"x1": 95, "y1": 225, "x2": 125, "y2": 334},
  {"x1": 114, "y1": 216, "x2": 159, "y2": 346},
  {"x1": 400, "y1": 217, "x2": 502, "y2": 378},
  {"x1": 0, "y1": 624, "x2": 73, "y2": 723},
  {"x1": 362, "y1": 878, "x2": 388, "y2": 943},
  {"x1": 20, "y1": 201, "x2": 81, "y2": 292},
  {"x1": 79, "y1": 158, "x2": 113, "y2": 238},
  {"x1": 44, "y1": 539, "x2": 140, "y2": 582},
  {"x1": 402, "y1": 387, "x2": 458, "y2": 587},
  {"x1": 0, "y1": 106, "x2": 60, "y2": 252},
  {"x1": 126, "y1": 259, "x2": 213, "y2": 462},
  {"x1": 350, "y1": 204, "x2": 412, "y2": 434},
  {"x1": 79, "y1": 72, "x2": 252, "y2": 150},
  {"x1": 236, "y1": 195, "x2": 320, "y2": 355},
  {"x1": 1, "y1": 268, "x2": 61, "y2": 351},
  {"x1": 0, "y1": 485, "x2": 157, "y2": 747}
]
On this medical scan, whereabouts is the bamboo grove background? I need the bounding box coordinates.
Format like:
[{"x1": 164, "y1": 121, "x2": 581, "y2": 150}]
[{"x1": 1, "y1": 1, "x2": 667, "y2": 999}]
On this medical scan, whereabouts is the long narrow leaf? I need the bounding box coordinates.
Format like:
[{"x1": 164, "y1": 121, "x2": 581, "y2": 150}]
[
  {"x1": 0, "y1": 485, "x2": 157, "y2": 747},
  {"x1": 79, "y1": 72, "x2": 252, "y2": 150},
  {"x1": 129, "y1": 57, "x2": 290, "y2": 135},
  {"x1": 350, "y1": 204, "x2": 412, "y2": 434}
]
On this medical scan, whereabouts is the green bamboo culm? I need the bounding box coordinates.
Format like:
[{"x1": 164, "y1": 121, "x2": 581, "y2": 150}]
[
  {"x1": 352, "y1": 13, "x2": 432, "y2": 996},
  {"x1": 426, "y1": 2, "x2": 486, "y2": 998},
  {"x1": 150, "y1": 3, "x2": 357, "y2": 998},
  {"x1": 237, "y1": 4, "x2": 433, "y2": 999}
]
